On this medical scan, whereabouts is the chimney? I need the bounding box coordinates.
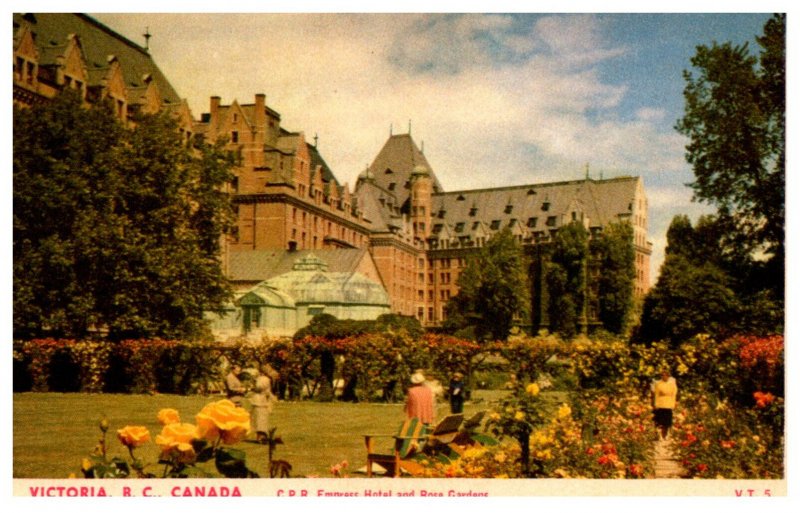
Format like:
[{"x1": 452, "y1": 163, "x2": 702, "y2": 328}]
[
  {"x1": 255, "y1": 93, "x2": 266, "y2": 129},
  {"x1": 210, "y1": 96, "x2": 220, "y2": 139},
  {"x1": 253, "y1": 94, "x2": 266, "y2": 163}
]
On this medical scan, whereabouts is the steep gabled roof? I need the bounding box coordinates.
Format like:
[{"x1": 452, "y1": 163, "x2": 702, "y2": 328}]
[
  {"x1": 14, "y1": 13, "x2": 182, "y2": 105},
  {"x1": 366, "y1": 134, "x2": 443, "y2": 207}
]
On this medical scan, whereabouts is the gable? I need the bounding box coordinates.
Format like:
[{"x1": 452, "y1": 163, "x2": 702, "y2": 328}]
[
  {"x1": 14, "y1": 24, "x2": 39, "y2": 61},
  {"x1": 62, "y1": 36, "x2": 88, "y2": 82},
  {"x1": 104, "y1": 59, "x2": 128, "y2": 100}
]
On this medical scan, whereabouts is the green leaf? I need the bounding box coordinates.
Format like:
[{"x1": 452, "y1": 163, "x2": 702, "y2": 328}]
[{"x1": 214, "y1": 447, "x2": 250, "y2": 478}]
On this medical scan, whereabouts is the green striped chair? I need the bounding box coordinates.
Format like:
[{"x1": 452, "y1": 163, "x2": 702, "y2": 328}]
[
  {"x1": 364, "y1": 414, "x2": 466, "y2": 477},
  {"x1": 364, "y1": 417, "x2": 428, "y2": 477}
]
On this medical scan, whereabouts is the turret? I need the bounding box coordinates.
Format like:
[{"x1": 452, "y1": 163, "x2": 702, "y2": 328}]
[{"x1": 410, "y1": 164, "x2": 432, "y2": 240}]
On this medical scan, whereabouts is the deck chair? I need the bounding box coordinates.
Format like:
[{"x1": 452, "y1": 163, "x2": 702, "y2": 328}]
[
  {"x1": 364, "y1": 417, "x2": 427, "y2": 477},
  {"x1": 364, "y1": 414, "x2": 464, "y2": 477}
]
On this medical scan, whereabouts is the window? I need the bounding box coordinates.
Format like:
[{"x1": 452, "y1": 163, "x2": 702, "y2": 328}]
[
  {"x1": 490, "y1": 220, "x2": 501, "y2": 230},
  {"x1": 509, "y1": 218, "x2": 517, "y2": 227},
  {"x1": 472, "y1": 221, "x2": 480, "y2": 230},
  {"x1": 505, "y1": 204, "x2": 513, "y2": 214},
  {"x1": 469, "y1": 207, "x2": 478, "y2": 216},
  {"x1": 455, "y1": 222, "x2": 465, "y2": 233},
  {"x1": 527, "y1": 217, "x2": 537, "y2": 228},
  {"x1": 231, "y1": 131, "x2": 239, "y2": 143},
  {"x1": 546, "y1": 216, "x2": 557, "y2": 227},
  {"x1": 542, "y1": 201, "x2": 550, "y2": 211},
  {"x1": 388, "y1": 182, "x2": 396, "y2": 191},
  {"x1": 572, "y1": 211, "x2": 577, "y2": 221}
]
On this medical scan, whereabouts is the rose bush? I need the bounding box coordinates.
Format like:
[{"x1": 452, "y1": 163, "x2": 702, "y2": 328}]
[
  {"x1": 669, "y1": 387, "x2": 784, "y2": 478},
  {"x1": 78, "y1": 400, "x2": 264, "y2": 478}
]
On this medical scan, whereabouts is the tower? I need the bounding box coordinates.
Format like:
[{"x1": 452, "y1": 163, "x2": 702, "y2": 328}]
[{"x1": 410, "y1": 164, "x2": 433, "y2": 241}]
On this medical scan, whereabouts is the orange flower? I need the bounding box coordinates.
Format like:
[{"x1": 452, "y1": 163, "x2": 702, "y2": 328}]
[
  {"x1": 753, "y1": 391, "x2": 775, "y2": 408},
  {"x1": 157, "y1": 408, "x2": 181, "y2": 425},
  {"x1": 117, "y1": 425, "x2": 151, "y2": 448},
  {"x1": 195, "y1": 399, "x2": 250, "y2": 444}
]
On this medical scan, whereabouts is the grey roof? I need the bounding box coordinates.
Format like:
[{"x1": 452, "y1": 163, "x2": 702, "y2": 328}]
[
  {"x1": 353, "y1": 180, "x2": 405, "y2": 232},
  {"x1": 429, "y1": 177, "x2": 640, "y2": 242},
  {"x1": 365, "y1": 134, "x2": 443, "y2": 208},
  {"x1": 14, "y1": 13, "x2": 182, "y2": 105},
  {"x1": 227, "y1": 248, "x2": 371, "y2": 283},
  {"x1": 308, "y1": 142, "x2": 339, "y2": 186}
]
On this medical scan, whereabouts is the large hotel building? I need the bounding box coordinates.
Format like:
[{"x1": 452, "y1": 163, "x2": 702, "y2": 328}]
[{"x1": 14, "y1": 13, "x2": 652, "y2": 334}]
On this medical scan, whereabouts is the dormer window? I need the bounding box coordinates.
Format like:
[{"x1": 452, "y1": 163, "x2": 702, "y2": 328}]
[
  {"x1": 457, "y1": 194, "x2": 465, "y2": 201},
  {"x1": 385, "y1": 168, "x2": 393, "y2": 174}
]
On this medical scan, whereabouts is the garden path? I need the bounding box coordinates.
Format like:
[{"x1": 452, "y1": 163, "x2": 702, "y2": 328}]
[{"x1": 652, "y1": 439, "x2": 685, "y2": 478}]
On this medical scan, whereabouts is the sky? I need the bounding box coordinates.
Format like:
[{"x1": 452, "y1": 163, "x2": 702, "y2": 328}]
[{"x1": 8, "y1": 2, "x2": 786, "y2": 285}]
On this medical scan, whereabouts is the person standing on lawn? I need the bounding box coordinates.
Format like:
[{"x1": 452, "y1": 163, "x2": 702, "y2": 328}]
[
  {"x1": 250, "y1": 364, "x2": 278, "y2": 443},
  {"x1": 652, "y1": 367, "x2": 678, "y2": 440},
  {"x1": 404, "y1": 370, "x2": 435, "y2": 425},
  {"x1": 448, "y1": 372, "x2": 466, "y2": 414},
  {"x1": 225, "y1": 364, "x2": 247, "y2": 406}
]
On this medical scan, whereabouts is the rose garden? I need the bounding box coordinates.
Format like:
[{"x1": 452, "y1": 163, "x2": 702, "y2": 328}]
[{"x1": 13, "y1": 330, "x2": 784, "y2": 480}]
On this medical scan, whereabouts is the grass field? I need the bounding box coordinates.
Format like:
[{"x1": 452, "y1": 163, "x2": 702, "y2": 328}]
[{"x1": 13, "y1": 390, "x2": 509, "y2": 479}]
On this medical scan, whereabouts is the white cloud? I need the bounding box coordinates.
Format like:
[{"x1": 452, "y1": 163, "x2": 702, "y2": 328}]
[{"x1": 93, "y1": 12, "x2": 700, "y2": 287}]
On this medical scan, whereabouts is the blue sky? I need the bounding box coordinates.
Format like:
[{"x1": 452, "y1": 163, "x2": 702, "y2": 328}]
[{"x1": 9, "y1": 4, "x2": 782, "y2": 285}]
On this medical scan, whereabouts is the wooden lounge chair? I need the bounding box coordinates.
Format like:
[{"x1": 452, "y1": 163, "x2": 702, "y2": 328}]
[
  {"x1": 364, "y1": 417, "x2": 428, "y2": 477},
  {"x1": 363, "y1": 412, "x2": 501, "y2": 477}
]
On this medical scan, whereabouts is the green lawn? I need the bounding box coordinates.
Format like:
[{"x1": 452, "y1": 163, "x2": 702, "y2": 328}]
[{"x1": 13, "y1": 390, "x2": 508, "y2": 478}]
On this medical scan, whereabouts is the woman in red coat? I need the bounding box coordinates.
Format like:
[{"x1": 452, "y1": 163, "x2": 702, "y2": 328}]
[{"x1": 404, "y1": 371, "x2": 435, "y2": 425}]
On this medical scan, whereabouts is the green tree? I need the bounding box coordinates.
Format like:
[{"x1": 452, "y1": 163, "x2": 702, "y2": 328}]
[
  {"x1": 639, "y1": 254, "x2": 739, "y2": 345},
  {"x1": 546, "y1": 222, "x2": 588, "y2": 338},
  {"x1": 591, "y1": 222, "x2": 635, "y2": 335},
  {"x1": 13, "y1": 92, "x2": 235, "y2": 340},
  {"x1": 444, "y1": 228, "x2": 530, "y2": 341},
  {"x1": 675, "y1": 14, "x2": 784, "y2": 290},
  {"x1": 638, "y1": 216, "x2": 741, "y2": 344}
]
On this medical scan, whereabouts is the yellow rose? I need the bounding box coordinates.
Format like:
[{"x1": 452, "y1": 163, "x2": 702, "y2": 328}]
[
  {"x1": 157, "y1": 408, "x2": 181, "y2": 425},
  {"x1": 526, "y1": 383, "x2": 540, "y2": 396},
  {"x1": 195, "y1": 399, "x2": 250, "y2": 444},
  {"x1": 156, "y1": 422, "x2": 199, "y2": 463},
  {"x1": 116, "y1": 425, "x2": 151, "y2": 448},
  {"x1": 514, "y1": 410, "x2": 525, "y2": 421},
  {"x1": 557, "y1": 403, "x2": 572, "y2": 419}
]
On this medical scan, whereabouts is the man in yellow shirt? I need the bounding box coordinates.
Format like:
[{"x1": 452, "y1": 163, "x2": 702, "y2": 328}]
[{"x1": 652, "y1": 368, "x2": 678, "y2": 441}]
